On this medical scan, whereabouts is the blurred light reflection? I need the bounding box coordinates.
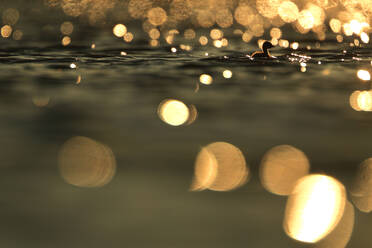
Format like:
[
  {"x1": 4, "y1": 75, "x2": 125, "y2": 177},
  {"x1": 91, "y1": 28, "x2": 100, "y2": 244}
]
[
  {"x1": 191, "y1": 142, "x2": 249, "y2": 192},
  {"x1": 58, "y1": 136, "x2": 116, "y2": 188},
  {"x1": 283, "y1": 174, "x2": 346, "y2": 243},
  {"x1": 260, "y1": 145, "x2": 310, "y2": 196}
]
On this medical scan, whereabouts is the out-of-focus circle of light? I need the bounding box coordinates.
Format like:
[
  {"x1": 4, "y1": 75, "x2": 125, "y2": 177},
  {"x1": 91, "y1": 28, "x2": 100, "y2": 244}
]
[
  {"x1": 234, "y1": 6, "x2": 255, "y2": 26},
  {"x1": 197, "y1": 10, "x2": 215, "y2": 28},
  {"x1": 124, "y1": 32, "x2": 134, "y2": 42},
  {"x1": 256, "y1": 0, "x2": 281, "y2": 19},
  {"x1": 60, "y1": 21, "x2": 74, "y2": 35},
  {"x1": 357, "y1": 69, "x2": 371, "y2": 81},
  {"x1": 191, "y1": 142, "x2": 249, "y2": 192},
  {"x1": 1, "y1": 25, "x2": 12, "y2": 38},
  {"x1": 278, "y1": 1, "x2": 299, "y2": 23},
  {"x1": 216, "y1": 9, "x2": 233, "y2": 28},
  {"x1": 200, "y1": 74, "x2": 213, "y2": 85},
  {"x1": 330, "y1": 18, "x2": 342, "y2": 33},
  {"x1": 260, "y1": 145, "x2": 310, "y2": 196},
  {"x1": 349, "y1": 91, "x2": 361, "y2": 111},
  {"x1": 210, "y1": 29, "x2": 223, "y2": 40},
  {"x1": 283, "y1": 174, "x2": 346, "y2": 243},
  {"x1": 58, "y1": 136, "x2": 116, "y2": 188},
  {"x1": 298, "y1": 10, "x2": 315, "y2": 30},
  {"x1": 147, "y1": 7, "x2": 168, "y2": 26},
  {"x1": 223, "y1": 70, "x2": 233, "y2": 79},
  {"x1": 190, "y1": 147, "x2": 218, "y2": 191},
  {"x1": 113, "y1": 24, "x2": 127, "y2": 37},
  {"x1": 314, "y1": 200, "x2": 354, "y2": 248},
  {"x1": 158, "y1": 99, "x2": 190, "y2": 126},
  {"x1": 199, "y1": 36, "x2": 208, "y2": 45},
  {"x1": 62, "y1": 36, "x2": 71, "y2": 46},
  {"x1": 357, "y1": 91, "x2": 372, "y2": 111}
]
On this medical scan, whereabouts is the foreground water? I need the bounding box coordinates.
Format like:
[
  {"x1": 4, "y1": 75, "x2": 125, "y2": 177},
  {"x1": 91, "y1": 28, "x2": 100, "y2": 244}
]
[{"x1": 0, "y1": 39, "x2": 372, "y2": 247}]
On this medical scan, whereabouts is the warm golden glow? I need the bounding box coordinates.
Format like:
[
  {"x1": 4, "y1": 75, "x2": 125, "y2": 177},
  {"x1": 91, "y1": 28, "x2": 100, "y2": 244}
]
[
  {"x1": 62, "y1": 36, "x2": 71, "y2": 46},
  {"x1": 113, "y1": 24, "x2": 127, "y2": 37},
  {"x1": 234, "y1": 6, "x2": 255, "y2": 26},
  {"x1": 260, "y1": 145, "x2": 310, "y2": 196},
  {"x1": 158, "y1": 99, "x2": 190, "y2": 126},
  {"x1": 270, "y1": 28, "x2": 282, "y2": 39},
  {"x1": 223, "y1": 70, "x2": 232, "y2": 79},
  {"x1": 256, "y1": 0, "x2": 281, "y2": 19},
  {"x1": 291, "y1": 42, "x2": 299, "y2": 50},
  {"x1": 314, "y1": 201, "x2": 354, "y2": 248},
  {"x1": 147, "y1": 7, "x2": 168, "y2": 26},
  {"x1": 199, "y1": 36, "x2": 208, "y2": 46},
  {"x1": 349, "y1": 90, "x2": 361, "y2": 111},
  {"x1": 124, "y1": 32, "x2": 134, "y2": 42},
  {"x1": 1, "y1": 25, "x2": 12, "y2": 38},
  {"x1": 278, "y1": 1, "x2": 299, "y2": 23},
  {"x1": 191, "y1": 142, "x2": 249, "y2": 192},
  {"x1": 200, "y1": 74, "x2": 213, "y2": 85},
  {"x1": 361, "y1": 32, "x2": 369, "y2": 43},
  {"x1": 298, "y1": 10, "x2": 315, "y2": 30},
  {"x1": 149, "y1": 28, "x2": 160, "y2": 40},
  {"x1": 329, "y1": 18, "x2": 341, "y2": 33},
  {"x1": 283, "y1": 175, "x2": 346, "y2": 243},
  {"x1": 357, "y1": 69, "x2": 371, "y2": 81},
  {"x1": 210, "y1": 29, "x2": 223, "y2": 40},
  {"x1": 58, "y1": 136, "x2": 116, "y2": 188}
]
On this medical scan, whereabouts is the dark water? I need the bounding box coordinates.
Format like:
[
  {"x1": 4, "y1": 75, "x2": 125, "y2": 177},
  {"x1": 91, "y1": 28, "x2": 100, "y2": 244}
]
[{"x1": 1, "y1": 40, "x2": 372, "y2": 247}]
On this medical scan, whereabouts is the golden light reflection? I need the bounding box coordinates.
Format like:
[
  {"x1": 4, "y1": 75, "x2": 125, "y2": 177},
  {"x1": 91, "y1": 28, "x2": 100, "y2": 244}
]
[
  {"x1": 330, "y1": 18, "x2": 342, "y2": 33},
  {"x1": 349, "y1": 90, "x2": 361, "y2": 111},
  {"x1": 62, "y1": 36, "x2": 71, "y2": 46},
  {"x1": 357, "y1": 69, "x2": 370, "y2": 81},
  {"x1": 278, "y1": 1, "x2": 299, "y2": 23},
  {"x1": 200, "y1": 74, "x2": 213, "y2": 85},
  {"x1": 361, "y1": 32, "x2": 369, "y2": 43},
  {"x1": 283, "y1": 175, "x2": 346, "y2": 243},
  {"x1": 1, "y1": 25, "x2": 12, "y2": 38},
  {"x1": 113, "y1": 24, "x2": 127, "y2": 37},
  {"x1": 199, "y1": 36, "x2": 208, "y2": 46},
  {"x1": 260, "y1": 145, "x2": 310, "y2": 196},
  {"x1": 350, "y1": 158, "x2": 372, "y2": 213},
  {"x1": 158, "y1": 99, "x2": 190, "y2": 126},
  {"x1": 314, "y1": 201, "x2": 354, "y2": 248},
  {"x1": 191, "y1": 142, "x2": 249, "y2": 192},
  {"x1": 58, "y1": 136, "x2": 116, "y2": 188},
  {"x1": 223, "y1": 70, "x2": 232, "y2": 79},
  {"x1": 147, "y1": 7, "x2": 167, "y2": 26},
  {"x1": 357, "y1": 91, "x2": 372, "y2": 111}
]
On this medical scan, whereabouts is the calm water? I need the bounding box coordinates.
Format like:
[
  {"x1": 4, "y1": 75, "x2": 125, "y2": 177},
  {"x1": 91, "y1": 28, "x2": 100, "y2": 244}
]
[{"x1": 0, "y1": 39, "x2": 372, "y2": 247}]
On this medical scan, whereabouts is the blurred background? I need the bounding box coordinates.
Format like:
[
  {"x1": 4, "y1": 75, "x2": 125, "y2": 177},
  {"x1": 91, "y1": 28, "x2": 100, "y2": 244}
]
[{"x1": 1, "y1": 0, "x2": 372, "y2": 247}]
